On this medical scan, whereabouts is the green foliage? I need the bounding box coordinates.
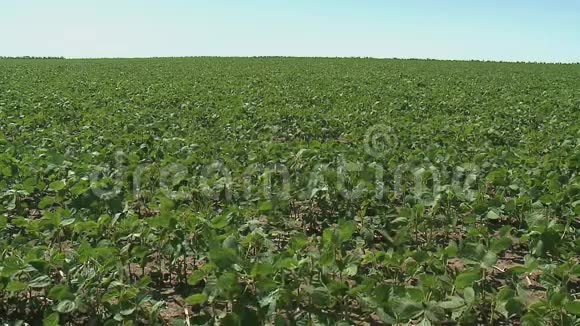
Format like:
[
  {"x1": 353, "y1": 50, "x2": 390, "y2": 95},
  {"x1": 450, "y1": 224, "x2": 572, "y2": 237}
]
[{"x1": 0, "y1": 57, "x2": 578, "y2": 324}]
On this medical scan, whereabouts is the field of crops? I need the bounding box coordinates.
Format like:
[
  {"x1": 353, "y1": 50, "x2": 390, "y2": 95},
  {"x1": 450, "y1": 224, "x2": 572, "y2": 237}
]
[{"x1": 0, "y1": 58, "x2": 579, "y2": 325}]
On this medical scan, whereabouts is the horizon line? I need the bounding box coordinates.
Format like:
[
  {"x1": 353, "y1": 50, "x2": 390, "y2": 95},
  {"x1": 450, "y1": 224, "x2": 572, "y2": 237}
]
[{"x1": 1, "y1": 55, "x2": 579, "y2": 65}]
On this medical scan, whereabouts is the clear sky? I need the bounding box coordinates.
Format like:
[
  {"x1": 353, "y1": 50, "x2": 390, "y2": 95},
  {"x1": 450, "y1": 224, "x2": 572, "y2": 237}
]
[{"x1": 1, "y1": 0, "x2": 579, "y2": 62}]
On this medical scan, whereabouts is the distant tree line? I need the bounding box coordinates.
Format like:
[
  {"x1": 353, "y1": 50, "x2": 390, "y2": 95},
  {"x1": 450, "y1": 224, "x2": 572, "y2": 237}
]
[{"x1": 0, "y1": 56, "x2": 65, "y2": 59}]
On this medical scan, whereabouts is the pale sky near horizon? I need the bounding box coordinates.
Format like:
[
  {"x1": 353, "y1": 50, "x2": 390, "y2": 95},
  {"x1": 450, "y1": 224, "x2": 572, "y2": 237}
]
[{"x1": 1, "y1": 0, "x2": 579, "y2": 62}]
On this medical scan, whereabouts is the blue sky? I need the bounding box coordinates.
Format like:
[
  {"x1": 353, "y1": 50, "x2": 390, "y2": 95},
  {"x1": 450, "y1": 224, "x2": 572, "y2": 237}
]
[{"x1": 1, "y1": 0, "x2": 579, "y2": 62}]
